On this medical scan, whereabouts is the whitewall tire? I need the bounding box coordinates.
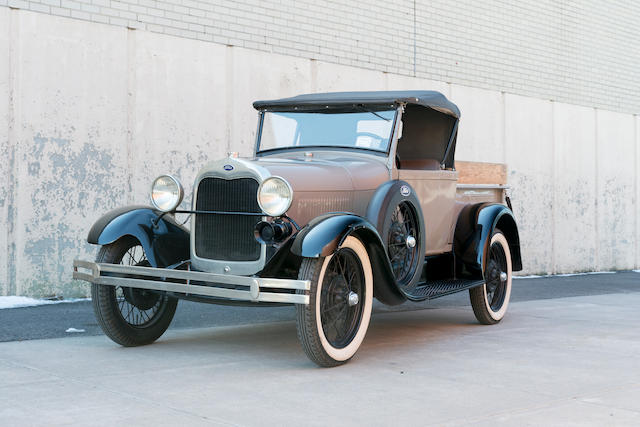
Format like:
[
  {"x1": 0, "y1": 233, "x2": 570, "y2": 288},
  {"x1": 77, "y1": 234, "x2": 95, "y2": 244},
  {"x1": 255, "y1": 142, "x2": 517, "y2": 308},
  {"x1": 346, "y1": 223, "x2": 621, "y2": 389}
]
[
  {"x1": 469, "y1": 231, "x2": 512, "y2": 325},
  {"x1": 296, "y1": 236, "x2": 374, "y2": 367}
]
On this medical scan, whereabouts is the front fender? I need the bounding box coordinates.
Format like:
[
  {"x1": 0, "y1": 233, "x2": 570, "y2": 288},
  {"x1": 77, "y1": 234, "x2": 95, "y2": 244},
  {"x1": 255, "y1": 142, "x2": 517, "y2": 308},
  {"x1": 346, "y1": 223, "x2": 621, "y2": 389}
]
[
  {"x1": 291, "y1": 213, "x2": 406, "y2": 305},
  {"x1": 291, "y1": 214, "x2": 369, "y2": 258},
  {"x1": 454, "y1": 203, "x2": 522, "y2": 279},
  {"x1": 87, "y1": 206, "x2": 190, "y2": 268}
]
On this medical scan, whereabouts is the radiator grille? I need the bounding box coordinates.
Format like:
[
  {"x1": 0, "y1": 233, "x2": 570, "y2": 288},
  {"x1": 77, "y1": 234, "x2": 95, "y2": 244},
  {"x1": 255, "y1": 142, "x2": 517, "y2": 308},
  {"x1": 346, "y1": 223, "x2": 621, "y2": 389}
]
[{"x1": 194, "y1": 177, "x2": 262, "y2": 261}]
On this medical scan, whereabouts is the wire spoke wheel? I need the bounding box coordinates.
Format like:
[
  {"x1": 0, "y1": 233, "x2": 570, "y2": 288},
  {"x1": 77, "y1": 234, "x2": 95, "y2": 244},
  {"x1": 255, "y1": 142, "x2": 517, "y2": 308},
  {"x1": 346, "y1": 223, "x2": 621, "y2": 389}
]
[
  {"x1": 296, "y1": 236, "x2": 374, "y2": 367},
  {"x1": 91, "y1": 238, "x2": 178, "y2": 346},
  {"x1": 319, "y1": 248, "x2": 365, "y2": 349},
  {"x1": 114, "y1": 245, "x2": 165, "y2": 328},
  {"x1": 485, "y1": 242, "x2": 508, "y2": 311},
  {"x1": 387, "y1": 201, "x2": 420, "y2": 289},
  {"x1": 469, "y1": 231, "x2": 512, "y2": 325}
]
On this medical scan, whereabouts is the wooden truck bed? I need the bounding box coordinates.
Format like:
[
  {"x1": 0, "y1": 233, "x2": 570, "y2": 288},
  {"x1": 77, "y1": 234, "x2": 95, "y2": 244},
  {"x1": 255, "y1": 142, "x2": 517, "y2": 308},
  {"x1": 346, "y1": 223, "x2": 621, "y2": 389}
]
[{"x1": 455, "y1": 161, "x2": 508, "y2": 205}]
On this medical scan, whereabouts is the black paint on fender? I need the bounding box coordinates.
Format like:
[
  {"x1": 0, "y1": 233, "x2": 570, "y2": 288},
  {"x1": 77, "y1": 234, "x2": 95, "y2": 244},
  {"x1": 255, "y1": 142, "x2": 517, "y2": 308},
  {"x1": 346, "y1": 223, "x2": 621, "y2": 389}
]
[
  {"x1": 454, "y1": 203, "x2": 522, "y2": 279},
  {"x1": 291, "y1": 213, "x2": 406, "y2": 305},
  {"x1": 87, "y1": 206, "x2": 190, "y2": 268},
  {"x1": 291, "y1": 214, "x2": 366, "y2": 258},
  {"x1": 366, "y1": 180, "x2": 426, "y2": 294}
]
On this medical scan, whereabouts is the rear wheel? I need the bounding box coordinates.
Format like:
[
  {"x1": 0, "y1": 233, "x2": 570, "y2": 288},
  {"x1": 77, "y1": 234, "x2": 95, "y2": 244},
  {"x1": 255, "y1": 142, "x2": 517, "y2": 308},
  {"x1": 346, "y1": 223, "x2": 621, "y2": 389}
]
[
  {"x1": 91, "y1": 237, "x2": 178, "y2": 346},
  {"x1": 469, "y1": 231, "x2": 512, "y2": 325},
  {"x1": 296, "y1": 236, "x2": 373, "y2": 367}
]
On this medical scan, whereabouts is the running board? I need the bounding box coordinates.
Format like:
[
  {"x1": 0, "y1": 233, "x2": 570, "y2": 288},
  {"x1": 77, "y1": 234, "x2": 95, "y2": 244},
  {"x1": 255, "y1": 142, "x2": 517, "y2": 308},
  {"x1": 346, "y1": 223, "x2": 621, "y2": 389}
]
[{"x1": 406, "y1": 278, "x2": 485, "y2": 301}]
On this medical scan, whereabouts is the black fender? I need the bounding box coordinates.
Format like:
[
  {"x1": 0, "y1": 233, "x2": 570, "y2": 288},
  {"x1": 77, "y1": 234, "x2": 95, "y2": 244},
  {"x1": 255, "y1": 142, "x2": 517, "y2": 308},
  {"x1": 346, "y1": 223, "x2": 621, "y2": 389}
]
[
  {"x1": 365, "y1": 180, "x2": 426, "y2": 291},
  {"x1": 291, "y1": 213, "x2": 406, "y2": 306},
  {"x1": 87, "y1": 206, "x2": 190, "y2": 268},
  {"x1": 454, "y1": 203, "x2": 522, "y2": 279}
]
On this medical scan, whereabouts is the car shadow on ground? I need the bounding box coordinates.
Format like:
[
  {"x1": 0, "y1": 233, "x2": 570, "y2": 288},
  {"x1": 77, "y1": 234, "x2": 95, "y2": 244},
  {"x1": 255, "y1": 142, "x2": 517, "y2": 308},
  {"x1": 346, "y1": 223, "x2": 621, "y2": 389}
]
[{"x1": 138, "y1": 306, "x2": 485, "y2": 368}]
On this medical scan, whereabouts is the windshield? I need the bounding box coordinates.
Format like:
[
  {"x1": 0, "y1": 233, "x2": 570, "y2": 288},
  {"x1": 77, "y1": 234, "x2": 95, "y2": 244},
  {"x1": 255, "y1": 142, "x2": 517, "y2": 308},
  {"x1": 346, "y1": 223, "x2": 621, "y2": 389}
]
[{"x1": 257, "y1": 109, "x2": 396, "y2": 154}]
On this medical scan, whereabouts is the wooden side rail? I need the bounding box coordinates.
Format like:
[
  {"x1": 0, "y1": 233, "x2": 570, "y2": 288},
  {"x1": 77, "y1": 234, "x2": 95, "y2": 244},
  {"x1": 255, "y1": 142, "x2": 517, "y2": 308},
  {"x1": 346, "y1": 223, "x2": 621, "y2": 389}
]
[{"x1": 455, "y1": 161, "x2": 507, "y2": 185}]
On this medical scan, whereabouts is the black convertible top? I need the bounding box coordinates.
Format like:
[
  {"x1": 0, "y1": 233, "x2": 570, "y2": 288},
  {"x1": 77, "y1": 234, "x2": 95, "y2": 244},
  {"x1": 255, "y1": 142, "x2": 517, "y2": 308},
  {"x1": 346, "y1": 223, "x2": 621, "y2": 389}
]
[{"x1": 253, "y1": 90, "x2": 460, "y2": 118}]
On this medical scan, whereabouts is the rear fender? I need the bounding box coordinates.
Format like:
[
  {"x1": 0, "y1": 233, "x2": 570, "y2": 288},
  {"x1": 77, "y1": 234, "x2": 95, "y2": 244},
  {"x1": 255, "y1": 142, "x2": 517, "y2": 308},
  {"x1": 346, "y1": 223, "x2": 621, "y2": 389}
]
[
  {"x1": 87, "y1": 206, "x2": 190, "y2": 268},
  {"x1": 454, "y1": 203, "x2": 522, "y2": 279},
  {"x1": 291, "y1": 213, "x2": 406, "y2": 305}
]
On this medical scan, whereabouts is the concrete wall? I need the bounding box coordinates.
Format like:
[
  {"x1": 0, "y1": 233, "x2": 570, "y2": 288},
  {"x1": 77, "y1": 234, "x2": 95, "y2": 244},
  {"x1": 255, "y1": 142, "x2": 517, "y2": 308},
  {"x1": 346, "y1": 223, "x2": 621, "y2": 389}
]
[
  {"x1": 1, "y1": 9, "x2": 639, "y2": 296},
  {"x1": 2, "y1": 1, "x2": 640, "y2": 114}
]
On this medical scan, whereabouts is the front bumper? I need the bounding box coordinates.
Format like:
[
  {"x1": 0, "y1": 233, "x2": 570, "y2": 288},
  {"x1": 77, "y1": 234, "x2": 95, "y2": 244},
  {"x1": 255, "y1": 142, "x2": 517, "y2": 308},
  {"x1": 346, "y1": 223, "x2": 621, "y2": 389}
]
[{"x1": 73, "y1": 260, "x2": 310, "y2": 305}]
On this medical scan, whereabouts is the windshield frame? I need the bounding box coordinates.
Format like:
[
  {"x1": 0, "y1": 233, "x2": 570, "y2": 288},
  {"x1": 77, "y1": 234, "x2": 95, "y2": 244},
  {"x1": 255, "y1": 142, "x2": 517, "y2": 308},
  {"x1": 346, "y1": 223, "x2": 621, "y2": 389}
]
[{"x1": 254, "y1": 106, "x2": 399, "y2": 157}]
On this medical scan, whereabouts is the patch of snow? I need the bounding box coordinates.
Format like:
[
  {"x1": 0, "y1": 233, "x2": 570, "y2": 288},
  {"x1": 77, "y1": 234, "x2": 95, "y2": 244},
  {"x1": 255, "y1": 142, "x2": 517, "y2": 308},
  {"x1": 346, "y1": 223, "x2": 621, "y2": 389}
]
[
  {"x1": 514, "y1": 271, "x2": 617, "y2": 279},
  {"x1": 0, "y1": 296, "x2": 90, "y2": 310},
  {"x1": 633, "y1": 270, "x2": 640, "y2": 273},
  {"x1": 65, "y1": 328, "x2": 86, "y2": 333}
]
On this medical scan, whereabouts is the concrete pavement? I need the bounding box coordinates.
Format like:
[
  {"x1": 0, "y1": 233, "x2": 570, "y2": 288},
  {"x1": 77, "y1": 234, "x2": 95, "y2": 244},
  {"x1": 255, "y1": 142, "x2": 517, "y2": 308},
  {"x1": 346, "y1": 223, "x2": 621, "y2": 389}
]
[
  {"x1": 3, "y1": 271, "x2": 640, "y2": 343},
  {"x1": 1, "y1": 291, "x2": 640, "y2": 426}
]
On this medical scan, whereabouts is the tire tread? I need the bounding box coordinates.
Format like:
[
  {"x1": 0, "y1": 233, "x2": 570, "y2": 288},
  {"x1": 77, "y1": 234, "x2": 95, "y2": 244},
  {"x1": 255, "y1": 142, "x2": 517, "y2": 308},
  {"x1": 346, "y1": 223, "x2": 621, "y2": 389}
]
[{"x1": 91, "y1": 238, "x2": 177, "y2": 347}]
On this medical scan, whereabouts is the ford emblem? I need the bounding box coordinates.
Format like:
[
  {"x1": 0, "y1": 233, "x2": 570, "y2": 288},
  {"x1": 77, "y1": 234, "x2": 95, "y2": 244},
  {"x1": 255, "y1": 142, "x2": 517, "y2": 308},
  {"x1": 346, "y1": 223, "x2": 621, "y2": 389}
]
[
  {"x1": 400, "y1": 185, "x2": 410, "y2": 197},
  {"x1": 223, "y1": 164, "x2": 234, "y2": 171}
]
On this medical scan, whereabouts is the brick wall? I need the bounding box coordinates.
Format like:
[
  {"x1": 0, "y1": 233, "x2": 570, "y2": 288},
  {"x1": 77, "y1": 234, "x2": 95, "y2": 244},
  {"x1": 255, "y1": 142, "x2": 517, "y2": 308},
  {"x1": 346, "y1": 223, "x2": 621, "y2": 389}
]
[{"x1": 2, "y1": 0, "x2": 639, "y2": 112}]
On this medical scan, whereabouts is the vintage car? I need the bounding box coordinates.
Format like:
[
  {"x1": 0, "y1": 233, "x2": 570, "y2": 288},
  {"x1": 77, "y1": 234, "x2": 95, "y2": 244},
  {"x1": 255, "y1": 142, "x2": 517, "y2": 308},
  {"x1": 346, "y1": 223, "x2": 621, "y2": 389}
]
[{"x1": 73, "y1": 90, "x2": 522, "y2": 367}]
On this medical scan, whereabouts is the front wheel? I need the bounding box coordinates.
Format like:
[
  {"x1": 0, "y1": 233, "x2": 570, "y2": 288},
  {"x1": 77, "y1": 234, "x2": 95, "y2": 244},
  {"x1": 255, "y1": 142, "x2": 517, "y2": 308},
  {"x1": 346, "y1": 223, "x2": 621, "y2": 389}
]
[
  {"x1": 469, "y1": 230, "x2": 512, "y2": 325},
  {"x1": 91, "y1": 237, "x2": 178, "y2": 346},
  {"x1": 296, "y1": 236, "x2": 374, "y2": 367}
]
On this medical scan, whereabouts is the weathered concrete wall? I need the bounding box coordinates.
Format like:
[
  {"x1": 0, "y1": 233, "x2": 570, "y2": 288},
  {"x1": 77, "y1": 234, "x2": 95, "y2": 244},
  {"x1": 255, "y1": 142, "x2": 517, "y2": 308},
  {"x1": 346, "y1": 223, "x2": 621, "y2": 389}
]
[
  {"x1": 1, "y1": 9, "x2": 639, "y2": 296},
  {"x1": 2, "y1": 10, "x2": 131, "y2": 297},
  {"x1": 505, "y1": 95, "x2": 555, "y2": 274},
  {"x1": 595, "y1": 111, "x2": 636, "y2": 270},
  {"x1": 1, "y1": 7, "x2": 10, "y2": 296},
  {"x1": 637, "y1": 115, "x2": 640, "y2": 269},
  {"x1": 553, "y1": 103, "x2": 597, "y2": 273}
]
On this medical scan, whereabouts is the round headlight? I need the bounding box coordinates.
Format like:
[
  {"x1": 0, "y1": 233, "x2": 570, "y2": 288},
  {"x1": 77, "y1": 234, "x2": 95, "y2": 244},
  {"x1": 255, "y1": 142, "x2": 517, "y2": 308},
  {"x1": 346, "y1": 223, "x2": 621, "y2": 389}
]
[
  {"x1": 257, "y1": 177, "x2": 293, "y2": 217},
  {"x1": 150, "y1": 175, "x2": 184, "y2": 212}
]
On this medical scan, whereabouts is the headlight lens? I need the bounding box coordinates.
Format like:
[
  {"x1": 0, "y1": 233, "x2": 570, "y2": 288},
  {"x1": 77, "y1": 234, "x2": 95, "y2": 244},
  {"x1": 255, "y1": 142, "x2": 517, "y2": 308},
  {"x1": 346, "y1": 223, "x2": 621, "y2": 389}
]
[
  {"x1": 257, "y1": 177, "x2": 293, "y2": 217},
  {"x1": 150, "y1": 175, "x2": 184, "y2": 212}
]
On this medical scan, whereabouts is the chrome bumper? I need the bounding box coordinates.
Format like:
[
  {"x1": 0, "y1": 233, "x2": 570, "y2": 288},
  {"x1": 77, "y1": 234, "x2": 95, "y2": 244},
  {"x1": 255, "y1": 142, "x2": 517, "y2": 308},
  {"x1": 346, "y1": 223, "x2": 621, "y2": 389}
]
[{"x1": 72, "y1": 260, "x2": 310, "y2": 305}]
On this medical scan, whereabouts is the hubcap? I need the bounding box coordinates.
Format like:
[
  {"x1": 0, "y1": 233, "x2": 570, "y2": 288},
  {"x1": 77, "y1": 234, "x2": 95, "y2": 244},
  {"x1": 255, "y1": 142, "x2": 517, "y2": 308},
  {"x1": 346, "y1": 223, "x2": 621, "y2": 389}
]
[
  {"x1": 348, "y1": 291, "x2": 359, "y2": 306},
  {"x1": 406, "y1": 235, "x2": 416, "y2": 248}
]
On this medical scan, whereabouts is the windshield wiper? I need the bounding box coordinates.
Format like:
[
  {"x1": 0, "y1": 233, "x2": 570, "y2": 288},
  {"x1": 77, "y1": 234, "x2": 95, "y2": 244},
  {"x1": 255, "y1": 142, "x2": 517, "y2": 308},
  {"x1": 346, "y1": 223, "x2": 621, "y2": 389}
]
[{"x1": 355, "y1": 105, "x2": 391, "y2": 121}]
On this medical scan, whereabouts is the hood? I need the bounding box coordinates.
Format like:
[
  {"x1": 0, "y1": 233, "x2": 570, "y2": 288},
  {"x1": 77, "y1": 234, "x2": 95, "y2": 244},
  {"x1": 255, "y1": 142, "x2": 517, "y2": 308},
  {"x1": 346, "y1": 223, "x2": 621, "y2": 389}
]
[
  {"x1": 197, "y1": 151, "x2": 389, "y2": 193},
  {"x1": 253, "y1": 151, "x2": 390, "y2": 192}
]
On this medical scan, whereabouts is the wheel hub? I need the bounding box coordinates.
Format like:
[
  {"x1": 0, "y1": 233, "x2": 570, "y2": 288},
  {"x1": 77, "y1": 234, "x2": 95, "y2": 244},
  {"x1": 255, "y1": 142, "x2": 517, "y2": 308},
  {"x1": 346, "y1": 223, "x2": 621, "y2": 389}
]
[
  {"x1": 123, "y1": 287, "x2": 161, "y2": 311},
  {"x1": 347, "y1": 291, "x2": 359, "y2": 306},
  {"x1": 406, "y1": 235, "x2": 416, "y2": 248}
]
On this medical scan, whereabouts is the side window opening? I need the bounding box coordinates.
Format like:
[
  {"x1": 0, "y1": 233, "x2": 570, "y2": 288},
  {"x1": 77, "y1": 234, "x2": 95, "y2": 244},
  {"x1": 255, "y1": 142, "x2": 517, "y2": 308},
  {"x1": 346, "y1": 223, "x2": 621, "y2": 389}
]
[{"x1": 397, "y1": 105, "x2": 457, "y2": 170}]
